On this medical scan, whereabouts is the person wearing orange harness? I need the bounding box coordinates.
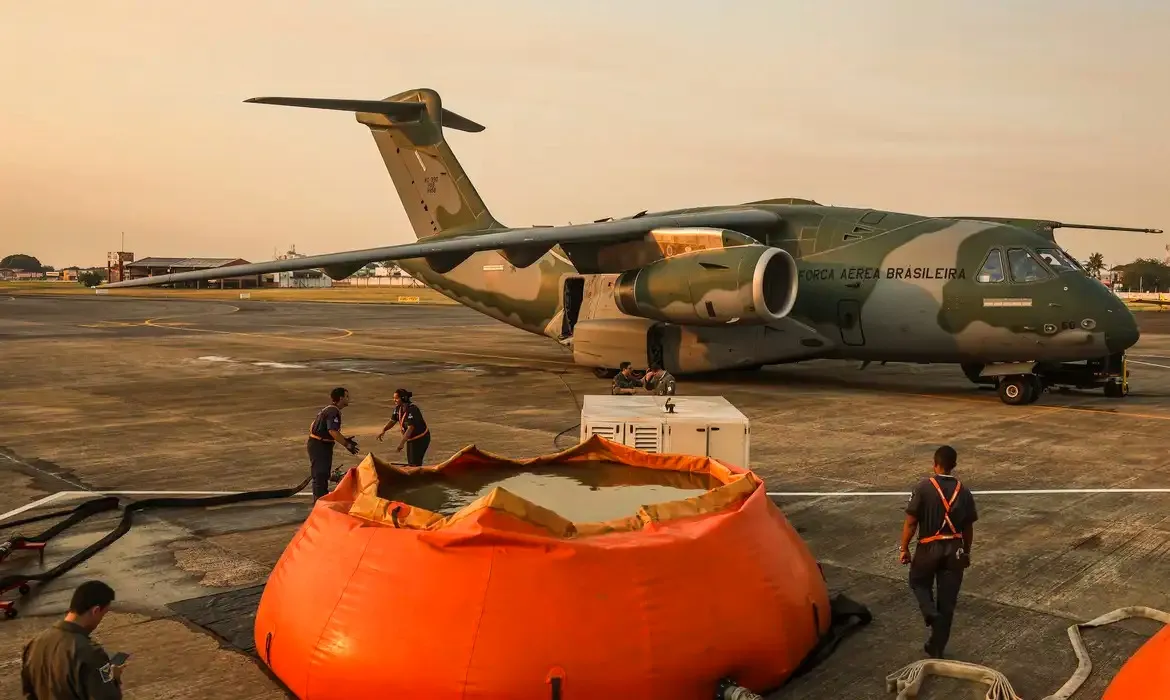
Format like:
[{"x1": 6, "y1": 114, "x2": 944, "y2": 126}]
[
  {"x1": 307, "y1": 387, "x2": 358, "y2": 502},
  {"x1": 377, "y1": 388, "x2": 430, "y2": 466},
  {"x1": 899, "y1": 445, "x2": 978, "y2": 659}
]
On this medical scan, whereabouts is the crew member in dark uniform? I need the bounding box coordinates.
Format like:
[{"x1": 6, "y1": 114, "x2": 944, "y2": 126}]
[
  {"x1": 642, "y1": 362, "x2": 677, "y2": 396},
  {"x1": 899, "y1": 445, "x2": 978, "y2": 659},
  {"x1": 307, "y1": 387, "x2": 357, "y2": 501},
  {"x1": 611, "y1": 362, "x2": 641, "y2": 395},
  {"x1": 22, "y1": 580, "x2": 125, "y2": 700},
  {"x1": 378, "y1": 388, "x2": 430, "y2": 466}
]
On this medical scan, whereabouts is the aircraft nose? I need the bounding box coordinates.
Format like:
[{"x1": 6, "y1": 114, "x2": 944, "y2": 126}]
[{"x1": 1104, "y1": 307, "x2": 1140, "y2": 354}]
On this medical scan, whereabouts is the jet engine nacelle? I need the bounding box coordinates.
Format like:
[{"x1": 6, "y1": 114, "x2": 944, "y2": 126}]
[{"x1": 613, "y1": 244, "x2": 799, "y2": 326}]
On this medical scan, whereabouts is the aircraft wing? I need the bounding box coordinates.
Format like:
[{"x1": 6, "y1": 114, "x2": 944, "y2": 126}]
[{"x1": 100, "y1": 208, "x2": 781, "y2": 289}]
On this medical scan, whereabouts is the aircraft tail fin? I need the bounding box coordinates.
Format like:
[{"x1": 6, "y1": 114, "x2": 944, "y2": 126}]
[{"x1": 246, "y1": 89, "x2": 502, "y2": 239}]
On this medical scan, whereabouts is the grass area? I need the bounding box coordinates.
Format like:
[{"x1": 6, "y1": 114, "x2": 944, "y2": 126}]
[
  {"x1": 1126, "y1": 301, "x2": 1169, "y2": 311},
  {"x1": 0, "y1": 281, "x2": 457, "y2": 305}
]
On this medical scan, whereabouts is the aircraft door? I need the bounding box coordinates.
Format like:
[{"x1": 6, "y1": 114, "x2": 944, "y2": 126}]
[
  {"x1": 647, "y1": 323, "x2": 665, "y2": 368},
  {"x1": 837, "y1": 299, "x2": 865, "y2": 346},
  {"x1": 561, "y1": 276, "x2": 585, "y2": 338}
]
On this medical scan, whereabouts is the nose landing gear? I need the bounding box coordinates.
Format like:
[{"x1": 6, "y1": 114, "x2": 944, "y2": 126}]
[
  {"x1": 996, "y1": 374, "x2": 1043, "y2": 405},
  {"x1": 965, "y1": 353, "x2": 1130, "y2": 405}
]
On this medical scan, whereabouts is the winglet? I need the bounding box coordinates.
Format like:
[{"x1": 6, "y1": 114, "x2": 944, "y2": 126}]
[{"x1": 243, "y1": 95, "x2": 485, "y2": 133}]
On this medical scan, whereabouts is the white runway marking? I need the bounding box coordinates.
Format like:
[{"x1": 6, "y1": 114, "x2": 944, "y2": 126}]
[
  {"x1": 5, "y1": 487, "x2": 1169, "y2": 524},
  {"x1": 766, "y1": 488, "x2": 1170, "y2": 498},
  {"x1": 0, "y1": 489, "x2": 313, "y2": 523},
  {"x1": 1129, "y1": 359, "x2": 1170, "y2": 370},
  {"x1": 0, "y1": 493, "x2": 68, "y2": 522}
]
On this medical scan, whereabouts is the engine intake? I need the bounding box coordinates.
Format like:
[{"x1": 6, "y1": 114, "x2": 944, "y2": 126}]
[{"x1": 614, "y1": 245, "x2": 798, "y2": 326}]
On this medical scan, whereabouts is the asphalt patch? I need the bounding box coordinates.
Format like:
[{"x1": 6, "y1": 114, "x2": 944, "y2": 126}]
[{"x1": 168, "y1": 583, "x2": 266, "y2": 655}]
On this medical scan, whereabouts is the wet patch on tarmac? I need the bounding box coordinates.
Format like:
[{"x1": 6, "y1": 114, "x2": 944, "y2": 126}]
[
  {"x1": 0, "y1": 447, "x2": 93, "y2": 492},
  {"x1": 169, "y1": 584, "x2": 266, "y2": 655}
]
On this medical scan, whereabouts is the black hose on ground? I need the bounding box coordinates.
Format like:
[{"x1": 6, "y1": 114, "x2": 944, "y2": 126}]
[
  {"x1": 551, "y1": 369, "x2": 584, "y2": 451},
  {"x1": 0, "y1": 475, "x2": 312, "y2": 618},
  {"x1": 789, "y1": 593, "x2": 874, "y2": 679},
  {"x1": 0, "y1": 497, "x2": 121, "y2": 545}
]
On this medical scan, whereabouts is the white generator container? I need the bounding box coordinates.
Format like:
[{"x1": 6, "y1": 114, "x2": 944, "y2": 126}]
[{"x1": 579, "y1": 395, "x2": 750, "y2": 468}]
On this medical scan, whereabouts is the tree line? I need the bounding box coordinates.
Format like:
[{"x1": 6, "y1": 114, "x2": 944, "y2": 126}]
[{"x1": 2, "y1": 253, "x2": 105, "y2": 286}]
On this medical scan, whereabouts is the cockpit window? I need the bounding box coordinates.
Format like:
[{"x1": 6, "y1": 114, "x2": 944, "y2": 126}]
[
  {"x1": 1035, "y1": 247, "x2": 1082, "y2": 274},
  {"x1": 1007, "y1": 248, "x2": 1052, "y2": 283},
  {"x1": 976, "y1": 250, "x2": 1005, "y2": 283}
]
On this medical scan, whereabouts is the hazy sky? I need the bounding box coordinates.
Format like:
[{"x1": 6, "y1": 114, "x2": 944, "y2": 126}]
[{"x1": 3, "y1": 1, "x2": 1168, "y2": 269}]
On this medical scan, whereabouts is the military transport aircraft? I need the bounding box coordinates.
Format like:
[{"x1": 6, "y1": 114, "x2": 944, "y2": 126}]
[{"x1": 102, "y1": 88, "x2": 1163, "y2": 406}]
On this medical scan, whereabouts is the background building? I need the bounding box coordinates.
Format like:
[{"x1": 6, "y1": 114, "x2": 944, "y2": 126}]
[
  {"x1": 107, "y1": 251, "x2": 134, "y2": 283},
  {"x1": 125, "y1": 257, "x2": 261, "y2": 288},
  {"x1": 267, "y1": 245, "x2": 331, "y2": 288}
]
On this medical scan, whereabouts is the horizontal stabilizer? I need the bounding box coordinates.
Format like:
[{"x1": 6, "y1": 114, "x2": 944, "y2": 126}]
[{"x1": 244, "y1": 96, "x2": 485, "y2": 132}]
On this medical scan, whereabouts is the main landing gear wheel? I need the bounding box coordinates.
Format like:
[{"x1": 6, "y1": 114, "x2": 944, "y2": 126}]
[
  {"x1": 4, "y1": 607, "x2": 17, "y2": 620},
  {"x1": 998, "y1": 375, "x2": 1041, "y2": 405},
  {"x1": 1104, "y1": 379, "x2": 1128, "y2": 398}
]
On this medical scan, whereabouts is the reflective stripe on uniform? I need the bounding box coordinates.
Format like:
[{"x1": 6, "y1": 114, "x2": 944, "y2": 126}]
[{"x1": 918, "y1": 476, "x2": 965, "y2": 544}]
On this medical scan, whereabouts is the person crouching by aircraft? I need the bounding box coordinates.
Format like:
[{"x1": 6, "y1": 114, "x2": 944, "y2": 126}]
[
  {"x1": 642, "y1": 362, "x2": 677, "y2": 396},
  {"x1": 378, "y1": 388, "x2": 431, "y2": 466},
  {"x1": 611, "y1": 362, "x2": 642, "y2": 395}
]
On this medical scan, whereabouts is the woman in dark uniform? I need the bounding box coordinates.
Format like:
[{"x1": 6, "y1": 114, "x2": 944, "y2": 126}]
[{"x1": 377, "y1": 388, "x2": 431, "y2": 466}]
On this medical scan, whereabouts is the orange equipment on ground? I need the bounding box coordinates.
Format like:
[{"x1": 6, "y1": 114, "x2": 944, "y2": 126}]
[
  {"x1": 1103, "y1": 623, "x2": 1170, "y2": 698},
  {"x1": 254, "y1": 435, "x2": 834, "y2": 699}
]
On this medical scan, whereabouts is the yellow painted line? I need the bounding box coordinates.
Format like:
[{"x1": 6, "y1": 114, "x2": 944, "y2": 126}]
[
  {"x1": 142, "y1": 317, "x2": 354, "y2": 341},
  {"x1": 78, "y1": 321, "x2": 141, "y2": 328}
]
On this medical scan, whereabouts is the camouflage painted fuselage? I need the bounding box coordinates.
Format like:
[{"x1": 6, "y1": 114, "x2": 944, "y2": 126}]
[
  {"x1": 101, "y1": 86, "x2": 1141, "y2": 375},
  {"x1": 399, "y1": 198, "x2": 1138, "y2": 368}
]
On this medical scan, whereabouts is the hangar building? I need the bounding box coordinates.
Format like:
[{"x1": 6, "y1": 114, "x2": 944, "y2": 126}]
[{"x1": 124, "y1": 257, "x2": 261, "y2": 288}]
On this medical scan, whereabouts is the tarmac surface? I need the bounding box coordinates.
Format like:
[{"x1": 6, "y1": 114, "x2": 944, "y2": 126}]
[{"x1": 2, "y1": 294, "x2": 1170, "y2": 699}]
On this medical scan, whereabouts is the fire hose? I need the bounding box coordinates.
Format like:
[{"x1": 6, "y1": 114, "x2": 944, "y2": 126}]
[
  {"x1": 885, "y1": 606, "x2": 1170, "y2": 699},
  {"x1": 0, "y1": 475, "x2": 311, "y2": 619}
]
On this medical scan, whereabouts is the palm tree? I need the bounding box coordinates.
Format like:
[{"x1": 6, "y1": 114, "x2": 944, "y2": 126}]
[{"x1": 1085, "y1": 252, "x2": 1106, "y2": 279}]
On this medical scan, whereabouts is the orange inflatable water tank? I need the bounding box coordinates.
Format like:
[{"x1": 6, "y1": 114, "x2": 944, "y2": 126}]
[
  {"x1": 1103, "y1": 623, "x2": 1170, "y2": 698},
  {"x1": 254, "y1": 436, "x2": 831, "y2": 699}
]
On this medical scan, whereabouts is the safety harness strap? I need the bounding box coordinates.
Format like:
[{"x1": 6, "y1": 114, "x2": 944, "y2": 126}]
[
  {"x1": 919, "y1": 477, "x2": 964, "y2": 544},
  {"x1": 308, "y1": 406, "x2": 336, "y2": 443},
  {"x1": 396, "y1": 405, "x2": 429, "y2": 441}
]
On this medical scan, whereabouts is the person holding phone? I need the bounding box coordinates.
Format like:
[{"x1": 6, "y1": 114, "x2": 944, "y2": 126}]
[{"x1": 21, "y1": 580, "x2": 127, "y2": 699}]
